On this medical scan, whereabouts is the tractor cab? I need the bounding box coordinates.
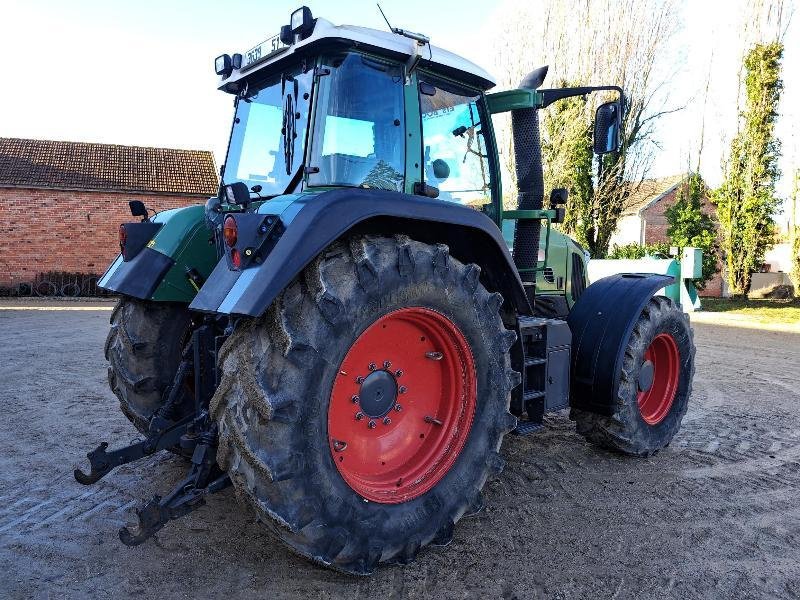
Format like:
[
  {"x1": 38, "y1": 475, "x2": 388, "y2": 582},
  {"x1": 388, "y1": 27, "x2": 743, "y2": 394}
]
[{"x1": 215, "y1": 9, "x2": 499, "y2": 215}]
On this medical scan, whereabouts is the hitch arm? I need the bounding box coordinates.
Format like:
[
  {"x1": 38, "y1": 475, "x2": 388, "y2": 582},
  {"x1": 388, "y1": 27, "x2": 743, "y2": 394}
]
[
  {"x1": 117, "y1": 473, "x2": 230, "y2": 545},
  {"x1": 74, "y1": 414, "x2": 194, "y2": 485},
  {"x1": 118, "y1": 434, "x2": 230, "y2": 546}
]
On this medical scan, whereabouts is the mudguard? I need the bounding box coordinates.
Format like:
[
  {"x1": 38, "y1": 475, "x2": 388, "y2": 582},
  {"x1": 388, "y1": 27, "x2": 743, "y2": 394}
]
[
  {"x1": 189, "y1": 188, "x2": 530, "y2": 317},
  {"x1": 99, "y1": 205, "x2": 217, "y2": 303},
  {"x1": 566, "y1": 273, "x2": 675, "y2": 416}
]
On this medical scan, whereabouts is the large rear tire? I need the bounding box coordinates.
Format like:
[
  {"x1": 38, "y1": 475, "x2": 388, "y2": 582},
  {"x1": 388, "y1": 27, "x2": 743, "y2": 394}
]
[
  {"x1": 105, "y1": 298, "x2": 193, "y2": 435},
  {"x1": 211, "y1": 235, "x2": 520, "y2": 574},
  {"x1": 573, "y1": 296, "x2": 695, "y2": 456}
]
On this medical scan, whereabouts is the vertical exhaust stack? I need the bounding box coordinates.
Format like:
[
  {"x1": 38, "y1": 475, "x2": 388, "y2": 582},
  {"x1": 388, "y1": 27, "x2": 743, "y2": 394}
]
[{"x1": 511, "y1": 66, "x2": 549, "y2": 282}]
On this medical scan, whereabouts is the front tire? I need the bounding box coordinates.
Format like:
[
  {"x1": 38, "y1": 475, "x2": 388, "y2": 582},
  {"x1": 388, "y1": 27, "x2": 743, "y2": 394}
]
[
  {"x1": 211, "y1": 235, "x2": 520, "y2": 573},
  {"x1": 573, "y1": 296, "x2": 695, "y2": 456},
  {"x1": 105, "y1": 298, "x2": 193, "y2": 434}
]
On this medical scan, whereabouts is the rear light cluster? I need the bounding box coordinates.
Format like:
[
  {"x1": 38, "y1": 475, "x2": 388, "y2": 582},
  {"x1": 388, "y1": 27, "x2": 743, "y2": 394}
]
[
  {"x1": 119, "y1": 224, "x2": 128, "y2": 260},
  {"x1": 223, "y1": 215, "x2": 241, "y2": 269},
  {"x1": 116, "y1": 220, "x2": 163, "y2": 262}
]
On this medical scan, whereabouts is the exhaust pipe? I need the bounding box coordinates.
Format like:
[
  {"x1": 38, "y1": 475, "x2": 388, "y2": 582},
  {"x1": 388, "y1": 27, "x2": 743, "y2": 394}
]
[{"x1": 511, "y1": 66, "x2": 549, "y2": 282}]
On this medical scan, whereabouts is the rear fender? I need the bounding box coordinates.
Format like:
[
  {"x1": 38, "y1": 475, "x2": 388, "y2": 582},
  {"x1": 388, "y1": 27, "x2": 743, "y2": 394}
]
[
  {"x1": 566, "y1": 273, "x2": 675, "y2": 416},
  {"x1": 189, "y1": 188, "x2": 531, "y2": 318},
  {"x1": 99, "y1": 205, "x2": 217, "y2": 303}
]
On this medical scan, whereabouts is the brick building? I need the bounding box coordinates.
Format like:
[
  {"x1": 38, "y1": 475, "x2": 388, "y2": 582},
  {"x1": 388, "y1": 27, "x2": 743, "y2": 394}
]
[
  {"x1": 610, "y1": 175, "x2": 724, "y2": 297},
  {"x1": 0, "y1": 137, "x2": 218, "y2": 291}
]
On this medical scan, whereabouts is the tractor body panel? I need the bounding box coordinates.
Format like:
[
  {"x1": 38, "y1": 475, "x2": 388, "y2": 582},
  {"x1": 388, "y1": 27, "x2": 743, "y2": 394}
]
[
  {"x1": 99, "y1": 205, "x2": 217, "y2": 303},
  {"x1": 189, "y1": 188, "x2": 530, "y2": 317},
  {"x1": 566, "y1": 272, "x2": 675, "y2": 416},
  {"x1": 500, "y1": 221, "x2": 590, "y2": 313}
]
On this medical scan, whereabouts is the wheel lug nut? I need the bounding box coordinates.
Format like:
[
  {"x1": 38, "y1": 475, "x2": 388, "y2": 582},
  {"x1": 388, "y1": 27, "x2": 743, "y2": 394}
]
[
  {"x1": 368, "y1": 420, "x2": 376, "y2": 429},
  {"x1": 383, "y1": 417, "x2": 391, "y2": 425},
  {"x1": 351, "y1": 395, "x2": 360, "y2": 404},
  {"x1": 383, "y1": 360, "x2": 392, "y2": 368},
  {"x1": 394, "y1": 403, "x2": 402, "y2": 412},
  {"x1": 399, "y1": 386, "x2": 407, "y2": 394},
  {"x1": 368, "y1": 363, "x2": 376, "y2": 371},
  {"x1": 355, "y1": 412, "x2": 364, "y2": 420},
  {"x1": 356, "y1": 376, "x2": 364, "y2": 384},
  {"x1": 395, "y1": 370, "x2": 403, "y2": 377}
]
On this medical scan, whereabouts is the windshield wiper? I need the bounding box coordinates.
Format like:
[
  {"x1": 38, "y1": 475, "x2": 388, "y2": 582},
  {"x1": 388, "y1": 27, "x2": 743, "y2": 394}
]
[{"x1": 281, "y1": 74, "x2": 300, "y2": 175}]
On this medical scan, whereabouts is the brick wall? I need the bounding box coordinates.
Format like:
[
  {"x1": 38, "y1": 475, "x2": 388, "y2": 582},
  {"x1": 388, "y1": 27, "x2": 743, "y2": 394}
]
[
  {"x1": 641, "y1": 183, "x2": 724, "y2": 298},
  {"x1": 0, "y1": 186, "x2": 204, "y2": 287}
]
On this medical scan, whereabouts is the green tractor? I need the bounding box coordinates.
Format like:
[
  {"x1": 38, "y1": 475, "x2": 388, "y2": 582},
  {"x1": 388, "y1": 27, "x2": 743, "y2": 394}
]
[{"x1": 77, "y1": 7, "x2": 695, "y2": 574}]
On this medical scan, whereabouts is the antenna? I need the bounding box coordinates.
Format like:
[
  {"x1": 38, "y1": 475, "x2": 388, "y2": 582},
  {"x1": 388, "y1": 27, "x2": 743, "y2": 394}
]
[
  {"x1": 377, "y1": 3, "x2": 394, "y2": 32},
  {"x1": 376, "y1": 3, "x2": 430, "y2": 44}
]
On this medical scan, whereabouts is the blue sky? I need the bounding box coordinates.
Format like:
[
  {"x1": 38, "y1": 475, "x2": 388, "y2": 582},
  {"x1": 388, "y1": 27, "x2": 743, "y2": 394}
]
[{"x1": 2, "y1": 0, "x2": 797, "y2": 223}]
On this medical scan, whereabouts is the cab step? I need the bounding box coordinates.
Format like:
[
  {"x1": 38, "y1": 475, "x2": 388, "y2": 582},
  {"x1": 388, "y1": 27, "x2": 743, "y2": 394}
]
[{"x1": 511, "y1": 420, "x2": 544, "y2": 436}]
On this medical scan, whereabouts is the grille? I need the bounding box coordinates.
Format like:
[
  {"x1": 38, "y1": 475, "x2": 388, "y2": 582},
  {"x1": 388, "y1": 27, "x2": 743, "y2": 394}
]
[{"x1": 571, "y1": 252, "x2": 587, "y2": 301}]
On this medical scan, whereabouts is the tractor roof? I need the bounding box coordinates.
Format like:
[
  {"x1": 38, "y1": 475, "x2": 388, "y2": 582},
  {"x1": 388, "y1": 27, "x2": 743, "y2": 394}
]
[{"x1": 217, "y1": 17, "x2": 496, "y2": 93}]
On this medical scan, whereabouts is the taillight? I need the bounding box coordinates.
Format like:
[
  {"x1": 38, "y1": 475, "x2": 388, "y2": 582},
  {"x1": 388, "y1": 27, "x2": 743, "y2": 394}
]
[
  {"x1": 230, "y1": 248, "x2": 241, "y2": 269},
  {"x1": 119, "y1": 224, "x2": 127, "y2": 259},
  {"x1": 223, "y1": 215, "x2": 238, "y2": 247}
]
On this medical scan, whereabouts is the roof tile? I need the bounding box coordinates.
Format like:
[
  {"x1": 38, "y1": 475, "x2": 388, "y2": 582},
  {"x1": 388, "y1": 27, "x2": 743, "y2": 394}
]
[
  {"x1": 622, "y1": 175, "x2": 687, "y2": 216},
  {"x1": 0, "y1": 137, "x2": 218, "y2": 196}
]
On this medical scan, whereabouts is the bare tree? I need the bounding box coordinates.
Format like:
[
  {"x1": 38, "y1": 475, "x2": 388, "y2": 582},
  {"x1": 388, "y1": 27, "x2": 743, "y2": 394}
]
[{"x1": 487, "y1": 0, "x2": 681, "y2": 256}]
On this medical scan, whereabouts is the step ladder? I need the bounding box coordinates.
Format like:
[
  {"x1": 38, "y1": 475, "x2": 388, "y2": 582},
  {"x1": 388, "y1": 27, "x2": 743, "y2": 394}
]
[{"x1": 512, "y1": 317, "x2": 549, "y2": 435}]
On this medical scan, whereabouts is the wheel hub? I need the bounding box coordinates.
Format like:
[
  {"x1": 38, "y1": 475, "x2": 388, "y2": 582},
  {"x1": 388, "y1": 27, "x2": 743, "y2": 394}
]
[
  {"x1": 327, "y1": 307, "x2": 477, "y2": 504},
  {"x1": 637, "y1": 333, "x2": 680, "y2": 425},
  {"x1": 637, "y1": 360, "x2": 655, "y2": 392},
  {"x1": 358, "y1": 370, "x2": 398, "y2": 418}
]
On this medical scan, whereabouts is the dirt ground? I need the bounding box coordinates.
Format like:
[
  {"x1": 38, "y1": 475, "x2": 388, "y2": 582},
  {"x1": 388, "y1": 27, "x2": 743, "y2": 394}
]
[{"x1": 2, "y1": 303, "x2": 799, "y2": 599}]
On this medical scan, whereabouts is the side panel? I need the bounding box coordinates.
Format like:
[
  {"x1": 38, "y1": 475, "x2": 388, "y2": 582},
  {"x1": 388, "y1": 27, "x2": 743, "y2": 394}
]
[
  {"x1": 99, "y1": 205, "x2": 217, "y2": 303},
  {"x1": 190, "y1": 188, "x2": 530, "y2": 317},
  {"x1": 567, "y1": 273, "x2": 675, "y2": 416}
]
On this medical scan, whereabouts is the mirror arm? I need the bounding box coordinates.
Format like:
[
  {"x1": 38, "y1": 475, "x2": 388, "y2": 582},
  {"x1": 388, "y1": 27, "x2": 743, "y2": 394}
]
[{"x1": 539, "y1": 85, "x2": 624, "y2": 112}]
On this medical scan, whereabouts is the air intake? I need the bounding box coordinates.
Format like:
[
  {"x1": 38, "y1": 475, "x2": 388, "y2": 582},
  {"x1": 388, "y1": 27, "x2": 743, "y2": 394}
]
[
  {"x1": 511, "y1": 66, "x2": 549, "y2": 282},
  {"x1": 571, "y1": 252, "x2": 587, "y2": 301}
]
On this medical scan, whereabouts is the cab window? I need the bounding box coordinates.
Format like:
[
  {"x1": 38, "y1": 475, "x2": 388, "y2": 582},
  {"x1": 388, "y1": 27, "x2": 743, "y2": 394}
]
[
  {"x1": 419, "y1": 77, "x2": 491, "y2": 209},
  {"x1": 308, "y1": 53, "x2": 405, "y2": 191}
]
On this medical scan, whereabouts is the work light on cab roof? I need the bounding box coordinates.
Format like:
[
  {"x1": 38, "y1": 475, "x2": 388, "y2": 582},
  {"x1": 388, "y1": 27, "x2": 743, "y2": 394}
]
[{"x1": 214, "y1": 5, "x2": 315, "y2": 79}]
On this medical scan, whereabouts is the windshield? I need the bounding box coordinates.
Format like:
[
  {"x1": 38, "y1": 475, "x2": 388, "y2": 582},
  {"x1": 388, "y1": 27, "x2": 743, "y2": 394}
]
[
  {"x1": 307, "y1": 53, "x2": 405, "y2": 191},
  {"x1": 222, "y1": 66, "x2": 312, "y2": 195}
]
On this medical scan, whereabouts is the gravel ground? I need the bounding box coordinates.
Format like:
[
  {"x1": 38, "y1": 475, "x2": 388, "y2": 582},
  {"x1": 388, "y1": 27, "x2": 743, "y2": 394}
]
[{"x1": 1, "y1": 304, "x2": 799, "y2": 599}]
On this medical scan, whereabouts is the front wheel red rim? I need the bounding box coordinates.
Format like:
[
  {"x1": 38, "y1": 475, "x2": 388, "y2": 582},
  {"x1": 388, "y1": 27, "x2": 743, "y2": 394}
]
[
  {"x1": 328, "y1": 307, "x2": 477, "y2": 504},
  {"x1": 637, "y1": 332, "x2": 680, "y2": 425}
]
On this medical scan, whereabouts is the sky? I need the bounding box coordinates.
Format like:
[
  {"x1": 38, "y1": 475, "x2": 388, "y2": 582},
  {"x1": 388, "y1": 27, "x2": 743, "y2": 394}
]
[{"x1": 1, "y1": 0, "x2": 797, "y2": 225}]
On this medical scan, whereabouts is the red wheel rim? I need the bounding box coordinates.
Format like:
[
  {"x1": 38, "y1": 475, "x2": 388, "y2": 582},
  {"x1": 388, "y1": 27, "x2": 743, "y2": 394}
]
[
  {"x1": 327, "y1": 307, "x2": 477, "y2": 503},
  {"x1": 637, "y1": 333, "x2": 680, "y2": 425}
]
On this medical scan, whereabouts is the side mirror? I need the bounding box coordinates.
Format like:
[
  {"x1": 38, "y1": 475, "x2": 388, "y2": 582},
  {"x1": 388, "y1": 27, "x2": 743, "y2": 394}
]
[
  {"x1": 128, "y1": 200, "x2": 149, "y2": 221},
  {"x1": 593, "y1": 101, "x2": 622, "y2": 155},
  {"x1": 432, "y1": 159, "x2": 450, "y2": 180},
  {"x1": 223, "y1": 182, "x2": 251, "y2": 207},
  {"x1": 549, "y1": 188, "x2": 568, "y2": 206}
]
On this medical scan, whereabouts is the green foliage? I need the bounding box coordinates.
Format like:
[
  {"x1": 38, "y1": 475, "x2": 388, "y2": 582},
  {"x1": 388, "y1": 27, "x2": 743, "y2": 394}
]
[
  {"x1": 713, "y1": 42, "x2": 783, "y2": 295},
  {"x1": 363, "y1": 160, "x2": 404, "y2": 192},
  {"x1": 541, "y1": 84, "x2": 595, "y2": 252},
  {"x1": 792, "y1": 229, "x2": 800, "y2": 294},
  {"x1": 664, "y1": 174, "x2": 719, "y2": 290},
  {"x1": 792, "y1": 171, "x2": 800, "y2": 294},
  {"x1": 608, "y1": 242, "x2": 671, "y2": 260}
]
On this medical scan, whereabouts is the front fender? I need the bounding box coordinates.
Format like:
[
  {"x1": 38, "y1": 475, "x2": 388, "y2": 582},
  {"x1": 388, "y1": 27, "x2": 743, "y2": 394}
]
[
  {"x1": 189, "y1": 188, "x2": 530, "y2": 317},
  {"x1": 567, "y1": 273, "x2": 675, "y2": 416},
  {"x1": 99, "y1": 205, "x2": 217, "y2": 302}
]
